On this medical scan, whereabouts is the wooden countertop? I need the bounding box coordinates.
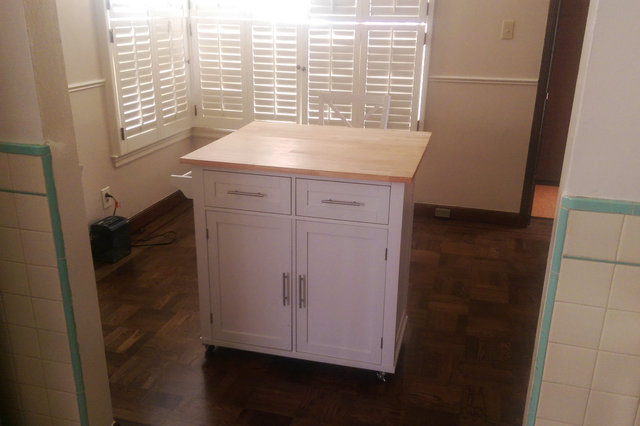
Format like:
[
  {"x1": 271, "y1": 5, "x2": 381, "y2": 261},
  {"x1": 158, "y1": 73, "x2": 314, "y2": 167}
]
[{"x1": 180, "y1": 121, "x2": 430, "y2": 183}]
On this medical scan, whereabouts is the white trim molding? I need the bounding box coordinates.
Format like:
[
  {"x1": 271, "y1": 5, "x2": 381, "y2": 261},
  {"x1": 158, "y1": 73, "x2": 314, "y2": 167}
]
[
  {"x1": 67, "y1": 79, "x2": 106, "y2": 93},
  {"x1": 428, "y1": 75, "x2": 538, "y2": 86},
  {"x1": 112, "y1": 128, "x2": 191, "y2": 167}
]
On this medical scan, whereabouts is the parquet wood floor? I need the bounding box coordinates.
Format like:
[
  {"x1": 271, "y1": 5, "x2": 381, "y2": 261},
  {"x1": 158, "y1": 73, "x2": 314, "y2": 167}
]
[{"x1": 96, "y1": 201, "x2": 552, "y2": 425}]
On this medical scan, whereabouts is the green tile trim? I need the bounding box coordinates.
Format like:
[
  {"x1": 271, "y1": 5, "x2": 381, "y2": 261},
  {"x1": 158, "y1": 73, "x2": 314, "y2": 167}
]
[
  {"x1": 0, "y1": 141, "x2": 50, "y2": 156},
  {"x1": 40, "y1": 151, "x2": 90, "y2": 426},
  {"x1": 0, "y1": 188, "x2": 47, "y2": 197},
  {"x1": 562, "y1": 255, "x2": 640, "y2": 268},
  {"x1": 562, "y1": 196, "x2": 637, "y2": 215},
  {"x1": 525, "y1": 206, "x2": 569, "y2": 425},
  {"x1": 1, "y1": 141, "x2": 89, "y2": 424}
]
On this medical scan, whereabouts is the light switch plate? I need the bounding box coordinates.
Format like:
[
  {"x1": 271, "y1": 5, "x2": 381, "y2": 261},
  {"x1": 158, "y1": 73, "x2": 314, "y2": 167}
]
[{"x1": 502, "y1": 20, "x2": 515, "y2": 40}]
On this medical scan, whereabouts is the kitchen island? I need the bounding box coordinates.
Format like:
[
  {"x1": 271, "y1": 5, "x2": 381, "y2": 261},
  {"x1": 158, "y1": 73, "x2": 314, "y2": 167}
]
[{"x1": 181, "y1": 121, "x2": 430, "y2": 376}]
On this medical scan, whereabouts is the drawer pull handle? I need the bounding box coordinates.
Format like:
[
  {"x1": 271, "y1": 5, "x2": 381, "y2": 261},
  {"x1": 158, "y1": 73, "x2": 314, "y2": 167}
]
[
  {"x1": 227, "y1": 190, "x2": 266, "y2": 198},
  {"x1": 299, "y1": 275, "x2": 306, "y2": 308},
  {"x1": 321, "y1": 199, "x2": 363, "y2": 207},
  {"x1": 282, "y1": 273, "x2": 289, "y2": 306}
]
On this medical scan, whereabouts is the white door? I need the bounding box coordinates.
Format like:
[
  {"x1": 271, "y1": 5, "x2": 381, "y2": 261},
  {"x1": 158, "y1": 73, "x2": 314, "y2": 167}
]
[
  {"x1": 207, "y1": 211, "x2": 292, "y2": 350},
  {"x1": 296, "y1": 220, "x2": 387, "y2": 364}
]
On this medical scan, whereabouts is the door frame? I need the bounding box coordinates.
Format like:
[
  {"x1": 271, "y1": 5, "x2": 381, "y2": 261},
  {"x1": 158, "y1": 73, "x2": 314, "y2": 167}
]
[{"x1": 518, "y1": 0, "x2": 562, "y2": 227}]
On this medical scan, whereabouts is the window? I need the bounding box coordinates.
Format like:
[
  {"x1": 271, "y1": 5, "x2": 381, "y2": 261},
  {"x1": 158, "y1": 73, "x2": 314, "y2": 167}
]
[
  {"x1": 106, "y1": 0, "x2": 191, "y2": 154},
  {"x1": 104, "y1": 0, "x2": 430, "y2": 155}
]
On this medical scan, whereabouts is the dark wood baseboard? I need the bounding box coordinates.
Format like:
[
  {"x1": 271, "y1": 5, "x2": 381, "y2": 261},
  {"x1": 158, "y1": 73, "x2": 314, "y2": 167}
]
[
  {"x1": 414, "y1": 203, "x2": 521, "y2": 227},
  {"x1": 129, "y1": 191, "x2": 188, "y2": 234}
]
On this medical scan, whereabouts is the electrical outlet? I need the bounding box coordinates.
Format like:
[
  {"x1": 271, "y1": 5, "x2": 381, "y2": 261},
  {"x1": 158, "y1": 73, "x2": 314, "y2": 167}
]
[{"x1": 101, "y1": 186, "x2": 113, "y2": 209}]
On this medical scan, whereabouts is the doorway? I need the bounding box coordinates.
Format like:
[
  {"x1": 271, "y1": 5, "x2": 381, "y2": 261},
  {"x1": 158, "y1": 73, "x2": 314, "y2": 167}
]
[{"x1": 521, "y1": 0, "x2": 590, "y2": 222}]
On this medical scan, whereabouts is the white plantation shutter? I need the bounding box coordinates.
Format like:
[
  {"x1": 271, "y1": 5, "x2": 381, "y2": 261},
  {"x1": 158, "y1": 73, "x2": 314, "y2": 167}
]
[
  {"x1": 107, "y1": 0, "x2": 190, "y2": 154},
  {"x1": 251, "y1": 24, "x2": 299, "y2": 122},
  {"x1": 368, "y1": 0, "x2": 427, "y2": 19},
  {"x1": 192, "y1": 19, "x2": 247, "y2": 127},
  {"x1": 309, "y1": 0, "x2": 359, "y2": 18},
  {"x1": 307, "y1": 25, "x2": 358, "y2": 125},
  {"x1": 105, "y1": 0, "x2": 430, "y2": 142},
  {"x1": 364, "y1": 26, "x2": 423, "y2": 129}
]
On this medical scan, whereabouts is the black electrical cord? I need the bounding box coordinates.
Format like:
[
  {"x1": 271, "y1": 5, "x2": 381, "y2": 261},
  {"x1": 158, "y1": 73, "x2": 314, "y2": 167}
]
[{"x1": 131, "y1": 231, "x2": 177, "y2": 247}]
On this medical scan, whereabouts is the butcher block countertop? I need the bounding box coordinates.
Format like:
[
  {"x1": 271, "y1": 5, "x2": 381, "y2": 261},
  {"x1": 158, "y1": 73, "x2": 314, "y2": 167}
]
[{"x1": 181, "y1": 121, "x2": 431, "y2": 183}]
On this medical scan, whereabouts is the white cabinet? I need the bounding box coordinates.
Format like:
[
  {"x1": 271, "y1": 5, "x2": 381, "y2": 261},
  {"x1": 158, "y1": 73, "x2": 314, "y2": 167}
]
[
  {"x1": 183, "y1": 121, "x2": 429, "y2": 375},
  {"x1": 296, "y1": 220, "x2": 387, "y2": 364},
  {"x1": 192, "y1": 169, "x2": 413, "y2": 374},
  {"x1": 206, "y1": 211, "x2": 292, "y2": 351}
]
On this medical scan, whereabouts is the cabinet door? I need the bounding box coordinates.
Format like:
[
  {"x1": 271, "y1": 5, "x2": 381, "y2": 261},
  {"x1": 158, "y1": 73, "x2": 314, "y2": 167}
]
[
  {"x1": 296, "y1": 221, "x2": 387, "y2": 364},
  {"x1": 207, "y1": 211, "x2": 292, "y2": 350}
]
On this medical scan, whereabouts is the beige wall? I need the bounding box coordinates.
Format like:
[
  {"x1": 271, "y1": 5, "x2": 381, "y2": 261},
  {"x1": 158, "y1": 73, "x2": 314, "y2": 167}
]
[
  {"x1": 55, "y1": 0, "x2": 194, "y2": 223},
  {"x1": 417, "y1": 0, "x2": 550, "y2": 213},
  {"x1": 0, "y1": 0, "x2": 43, "y2": 144}
]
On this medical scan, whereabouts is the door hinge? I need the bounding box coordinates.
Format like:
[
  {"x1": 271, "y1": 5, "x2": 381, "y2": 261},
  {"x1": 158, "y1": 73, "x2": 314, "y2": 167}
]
[
  {"x1": 194, "y1": 105, "x2": 198, "y2": 116},
  {"x1": 189, "y1": 22, "x2": 193, "y2": 37},
  {"x1": 385, "y1": 248, "x2": 388, "y2": 261},
  {"x1": 426, "y1": 0, "x2": 430, "y2": 16},
  {"x1": 380, "y1": 337, "x2": 383, "y2": 348},
  {"x1": 210, "y1": 313, "x2": 213, "y2": 324},
  {"x1": 206, "y1": 228, "x2": 209, "y2": 240},
  {"x1": 416, "y1": 120, "x2": 420, "y2": 131},
  {"x1": 109, "y1": 29, "x2": 114, "y2": 44},
  {"x1": 106, "y1": 0, "x2": 111, "y2": 10},
  {"x1": 423, "y1": 32, "x2": 428, "y2": 45},
  {"x1": 120, "y1": 127, "x2": 125, "y2": 140}
]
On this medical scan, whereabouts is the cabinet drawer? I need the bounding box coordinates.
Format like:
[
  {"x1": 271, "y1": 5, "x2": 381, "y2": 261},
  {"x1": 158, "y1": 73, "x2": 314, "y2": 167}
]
[
  {"x1": 296, "y1": 179, "x2": 390, "y2": 224},
  {"x1": 204, "y1": 171, "x2": 291, "y2": 214}
]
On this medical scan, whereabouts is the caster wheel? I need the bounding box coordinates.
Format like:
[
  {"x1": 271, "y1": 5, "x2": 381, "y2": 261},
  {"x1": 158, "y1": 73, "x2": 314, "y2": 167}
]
[{"x1": 376, "y1": 371, "x2": 387, "y2": 382}]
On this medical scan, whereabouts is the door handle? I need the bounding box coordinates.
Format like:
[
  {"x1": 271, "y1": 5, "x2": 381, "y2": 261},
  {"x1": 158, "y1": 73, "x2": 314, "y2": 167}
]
[
  {"x1": 282, "y1": 272, "x2": 289, "y2": 306},
  {"x1": 298, "y1": 274, "x2": 306, "y2": 308}
]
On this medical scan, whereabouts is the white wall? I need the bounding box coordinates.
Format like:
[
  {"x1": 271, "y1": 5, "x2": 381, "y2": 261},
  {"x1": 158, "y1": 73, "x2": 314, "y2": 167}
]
[
  {"x1": 55, "y1": 0, "x2": 194, "y2": 223},
  {"x1": 0, "y1": 0, "x2": 112, "y2": 424},
  {"x1": 0, "y1": 0, "x2": 43, "y2": 144},
  {"x1": 416, "y1": 0, "x2": 549, "y2": 213},
  {"x1": 561, "y1": 0, "x2": 640, "y2": 202}
]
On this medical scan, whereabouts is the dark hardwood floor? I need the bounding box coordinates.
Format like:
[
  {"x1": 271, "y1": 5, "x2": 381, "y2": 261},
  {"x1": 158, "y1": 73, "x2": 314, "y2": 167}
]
[{"x1": 95, "y1": 200, "x2": 552, "y2": 425}]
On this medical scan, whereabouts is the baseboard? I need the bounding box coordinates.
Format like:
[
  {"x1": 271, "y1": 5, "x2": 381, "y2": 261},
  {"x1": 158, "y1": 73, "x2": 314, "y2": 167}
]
[
  {"x1": 414, "y1": 203, "x2": 521, "y2": 226},
  {"x1": 129, "y1": 191, "x2": 187, "y2": 233}
]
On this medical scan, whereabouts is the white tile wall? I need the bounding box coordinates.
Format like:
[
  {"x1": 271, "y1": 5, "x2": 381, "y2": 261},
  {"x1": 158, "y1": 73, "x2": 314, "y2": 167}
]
[
  {"x1": 548, "y1": 302, "x2": 605, "y2": 349},
  {"x1": 8, "y1": 154, "x2": 46, "y2": 194},
  {"x1": 563, "y1": 211, "x2": 624, "y2": 261},
  {"x1": 0, "y1": 192, "x2": 18, "y2": 227},
  {"x1": 21, "y1": 230, "x2": 57, "y2": 267},
  {"x1": 584, "y1": 391, "x2": 638, "y2": 426},
  {"x1": 556, "y1": 259, "x2": 614, "y2": 307},
  {"x1": 537, "y1": 208, "x2": 640, "y2": 425},
  {"x1": 7, "y1": 324, "x2": 40, "y2": 357},
  {"x1": 3, "y1": 293, "x2": 36, "y2": 327},
  {"x1": 592, "y1": 351, "x2": 640, "y2": 396},
  {"x1": 609, "y1": 265, "x2": 640, "y2": 312},
  {"x1": 15, "y1": 193, "x2": 52, "y2": 232},
  {"x1": 48, "y1": 389, "x2": 80, "y2": 421},
  {"x1": 37, "y1": 330, "x2": 71, "y2": 363},
  {"x1": 32, "y1": 299, "x2": 67, "y2": 333},
  {"x1": 600, "y1": 310, "x2": 640, "y2": 355},
  {"x1": 537, "y1": 382, "x2": 589, "y2": 424},
  {"x1": 0, "y1": 160, "x2": 81, "y2": 424},
  {"x1": 542, "y1": 343, "x2": 597, "y2": 388},
  {"x1": 27, "y1": 265, "x2": 62, "y2": 301},
  {"x1": 0, "y1": 153, "x2": 12, "y2": 189},
  {"x1": 0, "y1": 260, "x2": 30, "y2": 296},
  {"x1": 0, "y1": 226, "x2": 25, "y2": 262},
  {"x1": 618, "y1": 216, "x2": 640, "y2": 264}
]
